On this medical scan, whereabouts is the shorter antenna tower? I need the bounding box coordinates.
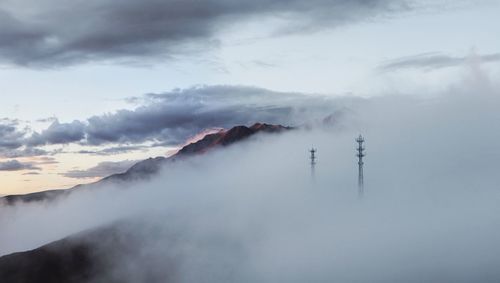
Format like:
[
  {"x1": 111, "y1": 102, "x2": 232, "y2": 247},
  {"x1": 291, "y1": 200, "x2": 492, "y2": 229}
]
[
  {"x1": 356, "y1": 135, "x2": 365, "y2": 198},
  {"x1": 310, "y1": 148, "x2": 317, "y2": 180}
]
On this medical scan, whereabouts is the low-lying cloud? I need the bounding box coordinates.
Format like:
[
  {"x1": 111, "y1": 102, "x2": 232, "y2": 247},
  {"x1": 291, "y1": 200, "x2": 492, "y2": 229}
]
[
  {"x1": 1, "y1": 68, "x2": 500, "y2": 282},
  {"x1": 62, "y1": 160, "x2": 138, "y2": 179}
]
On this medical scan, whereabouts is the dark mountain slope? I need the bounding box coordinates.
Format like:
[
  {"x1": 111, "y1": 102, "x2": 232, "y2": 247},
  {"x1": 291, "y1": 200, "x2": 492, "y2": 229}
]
[
  {"x1": 0, "y1": 237, "x2": 95, "y2": 283},
  {"x1": 0, "y1": 222, "x2": 179, "y2": 283}
]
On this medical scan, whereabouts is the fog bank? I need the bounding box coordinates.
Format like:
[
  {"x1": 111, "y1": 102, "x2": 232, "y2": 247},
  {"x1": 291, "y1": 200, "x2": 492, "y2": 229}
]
[{"x1": 1, "y1": 70, "x2": 500, "y2": 282}]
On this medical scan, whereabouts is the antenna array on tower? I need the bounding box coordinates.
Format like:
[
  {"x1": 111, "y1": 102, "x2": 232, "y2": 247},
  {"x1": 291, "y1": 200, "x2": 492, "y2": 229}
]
[
  {"x1": 356, "y1": 135, "x2": 365, "y2": 197},
  {"x1": 310, "y1": 148, "x2": 317, "y2": 181}
]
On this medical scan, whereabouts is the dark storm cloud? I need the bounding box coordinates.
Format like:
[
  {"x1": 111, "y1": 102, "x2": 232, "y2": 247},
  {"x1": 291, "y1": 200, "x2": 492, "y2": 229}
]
[
  {"x1": 0, "y1": 0, "x2": 413, "y2": 67},
  {"x1": 61, "y1": 160, "x2": 138, "y2": 179},
  {"x1": 378, "y1": 52, "x2": 500, "y2": 72},
  {"x1": 0, "y1": 160, "x2": 41, "y2": 171}
]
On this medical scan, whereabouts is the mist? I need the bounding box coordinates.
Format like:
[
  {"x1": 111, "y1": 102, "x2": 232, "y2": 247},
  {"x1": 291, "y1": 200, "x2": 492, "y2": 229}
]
[{"x1": 1, "y1": 68, "x2": 500, "y2": 282}]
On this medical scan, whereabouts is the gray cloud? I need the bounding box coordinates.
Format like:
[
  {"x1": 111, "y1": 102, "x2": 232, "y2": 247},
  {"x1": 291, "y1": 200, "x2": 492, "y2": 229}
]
[
  {"x1": 0, "y1": 118, "x2": 70, "y2": 158},
  {"x1": 0, "y1": 0, "x2": 413, "y2": 67},
  {"x1": 22, "y1": 172, "x2": 41, "y2": 176},
  {"x1": 84, "y1": 85, "x2": 345, "y2": 145},
  {"x1": 0, "y1": 147, "x2": 49, "y2": 159},
  {"x1": 0, "y1": 160, "x2": 41, "y2": 171},
  {"x1": 3, "y1": 85, "x2": 346, "y2": 156},
  {"x1": 36, "y1": 156, "x2": 58, "y2": 165},
  {"x1": 62, "y1": 160, "x2": 138, "y2": 179},
  {"x1": 17, "y1": 85, "x2": 351, "y2": 149},
  {"x1": 0, "y1": 119, "x2": 48, "y2": 158},
  {"x1": 0, "y1": 119, "x2": 26, "y2": 150},
  {"x1": 0, "y1": 85, "x2": 359, "y2": 158},
  {"x1": 378, "y1": 52, "x2": 500, "y2": 72},
  {"x1": 27, "y1": 120, "x2": 86, "y2": 146},
  {"x1": 78, "y1": 145, "x2": 148, "y2": 156}
]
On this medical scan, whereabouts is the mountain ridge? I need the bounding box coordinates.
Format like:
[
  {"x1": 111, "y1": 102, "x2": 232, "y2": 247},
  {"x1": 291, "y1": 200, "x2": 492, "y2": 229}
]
[{"x1": 0, "y1": 123, "x2": 291, "y2": 205}]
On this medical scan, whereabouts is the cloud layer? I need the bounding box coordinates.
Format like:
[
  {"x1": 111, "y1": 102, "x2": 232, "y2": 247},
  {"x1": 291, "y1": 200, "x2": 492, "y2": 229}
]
[
  {"x1": 62, "y1": 160, "x2": 138, "y2": 179},
  {"x1": 1, "y1": 85, "x2": 350, "y2": 159},
  {"x1": 1, "y1": 76, "x2": 500, "y2": 281},
  {"x1": 0, "y1": 160, "x2": 40, "y2": 171},
  {"x1": 0, "y1": 119, "x2": 25, "y2": 150},
  {"x1": 0, "y1": 0, "x2": 413, "y2": 67},
  {"x1": 84, "y1": 85, "x2": 343, "y2": 145},
  {"x1": 378, "y1": 52, "x2": 500, "y2": 72},
  {"x1": 27, "y1": 120, "x2": 86, "y2": 147}
]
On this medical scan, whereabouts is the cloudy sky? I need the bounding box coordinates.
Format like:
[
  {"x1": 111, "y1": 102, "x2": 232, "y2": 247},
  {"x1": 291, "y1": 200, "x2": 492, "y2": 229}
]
[{"x1": 0, "y1": 0, "x2": 498, "y2": 194}]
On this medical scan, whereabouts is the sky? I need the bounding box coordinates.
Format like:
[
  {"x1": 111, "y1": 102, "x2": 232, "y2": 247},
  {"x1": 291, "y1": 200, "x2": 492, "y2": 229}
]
[{"x1": 0, "y1": 0, "x2": 499, "y2": 195}]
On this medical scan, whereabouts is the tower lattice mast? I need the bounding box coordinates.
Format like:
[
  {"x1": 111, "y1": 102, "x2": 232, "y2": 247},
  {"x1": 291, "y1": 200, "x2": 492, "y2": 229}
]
[
  {"x1": 356, "y1": 135, "x2": 365, "y2": 197},
  {"x1": 310, "y1": 148, "x2": 317, "y2": 181}
]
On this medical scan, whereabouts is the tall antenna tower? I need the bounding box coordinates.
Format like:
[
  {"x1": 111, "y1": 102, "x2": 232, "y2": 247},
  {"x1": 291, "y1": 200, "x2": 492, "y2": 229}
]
[
  {"x1": 310, "y1": 148, "x2": 317, "y2": 181},
  {"x1": 356, "y1": 135, "x2": 365, "y2": 197}
]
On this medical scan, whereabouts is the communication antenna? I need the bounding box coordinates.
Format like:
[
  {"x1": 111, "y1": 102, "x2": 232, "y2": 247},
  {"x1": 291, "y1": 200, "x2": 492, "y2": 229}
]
[
  {"x1": 356, "y1": 135, "x2": 365, "y2": 198},
  {"x1": 310, "y1": 148, "x2": 317, "y2": 181}
]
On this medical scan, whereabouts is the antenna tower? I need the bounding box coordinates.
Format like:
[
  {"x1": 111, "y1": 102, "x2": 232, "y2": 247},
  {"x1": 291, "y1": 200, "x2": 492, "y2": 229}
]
[
  {"x1": 310, "y1": 148, "x2": 317, "y2": 181},
  {"x1": 356, "y1": 135, "x2": 365, "y2": 197}
]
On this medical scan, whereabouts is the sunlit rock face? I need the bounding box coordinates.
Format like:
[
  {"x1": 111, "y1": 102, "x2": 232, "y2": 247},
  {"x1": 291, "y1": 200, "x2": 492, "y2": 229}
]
[{"x1": 178, "y1": 123, "x2": 291, "y2": 154}]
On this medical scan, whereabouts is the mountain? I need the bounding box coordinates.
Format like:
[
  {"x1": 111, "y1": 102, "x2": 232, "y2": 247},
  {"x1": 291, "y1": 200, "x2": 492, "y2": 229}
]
[
  {"x1": 0, "y1": 123, "x2": 291, "y2": 205},
  {"x1": 95, "y1": 123, "x2": 289, "y2": 182},
  {"x1": 0, "y1": 222, "x2": 162, "y2": 283},
  {"x1": 0, "y1": 230, "x2": 101, "y2": 283},
  {"x1": 0, "y1": 123, "x2": 292, "y2": 282},
  {"x1": 177, "y1": 122, "x2": 289, "y2": 155}
]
